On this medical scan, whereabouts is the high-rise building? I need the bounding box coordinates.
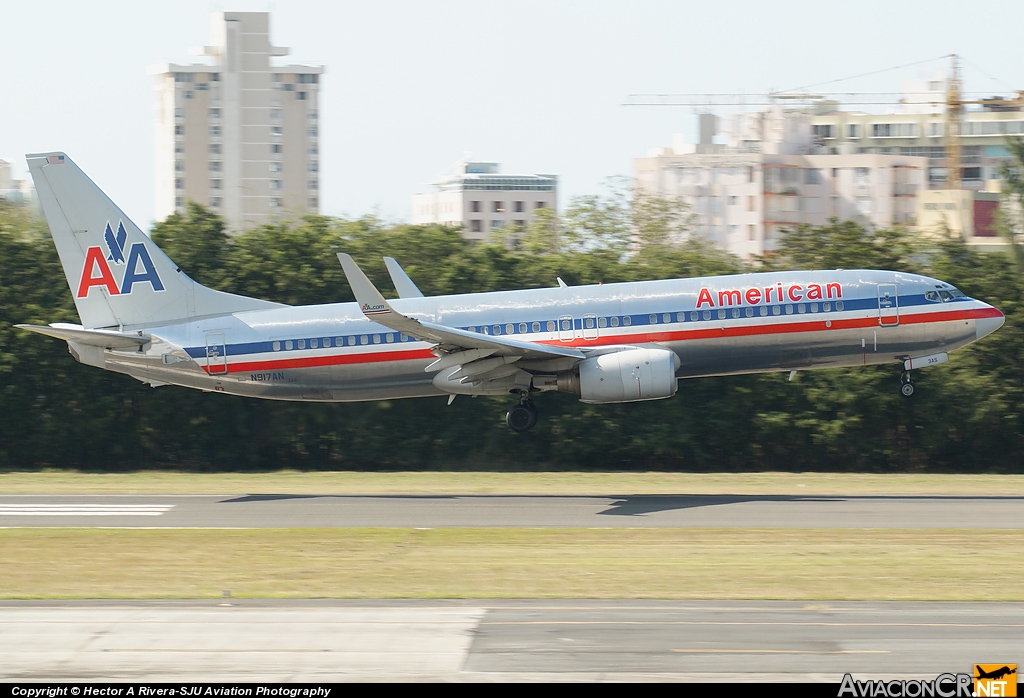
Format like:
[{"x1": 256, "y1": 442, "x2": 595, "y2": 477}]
[
  {"x1": 151, "y1": 12, "x2": 323, "y2": 233},
  {"x1": 0, "y1": 158, "x2": 37, "y2": 209},
  {"x1": 412, "y1": 160, "x2": 557, "y2": 240}
]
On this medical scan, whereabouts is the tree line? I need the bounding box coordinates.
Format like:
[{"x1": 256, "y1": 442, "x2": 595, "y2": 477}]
[{"x1": 1, "y1": 161, "x2": 1022, "y2": 472}]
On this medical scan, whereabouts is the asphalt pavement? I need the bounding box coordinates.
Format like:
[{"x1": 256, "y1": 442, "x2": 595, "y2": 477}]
[
  {"x1": 2, "y1": 600, "x2": 1020, "y2": 681},
  {"x1": 1, "y1": 493, "x2": 1022, "y2": 528}
]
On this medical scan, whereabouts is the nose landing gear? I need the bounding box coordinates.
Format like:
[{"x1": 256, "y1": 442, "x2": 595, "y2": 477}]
[
  {"x1": 899, "y1": 370, "x2": 915, "y2": 398},
  {"x1": 506, "y1": 393, "x2": 539, "y2": 432}
]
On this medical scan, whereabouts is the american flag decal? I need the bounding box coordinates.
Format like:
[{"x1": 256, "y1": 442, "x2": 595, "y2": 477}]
[{"x1": 47, "y1": 155, "x2": 65, "y2": 165}]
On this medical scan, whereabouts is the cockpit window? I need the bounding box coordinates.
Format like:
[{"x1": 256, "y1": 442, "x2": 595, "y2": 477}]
[{"x1": 926, "y1": 287, "x2": 966, "y2": 302}]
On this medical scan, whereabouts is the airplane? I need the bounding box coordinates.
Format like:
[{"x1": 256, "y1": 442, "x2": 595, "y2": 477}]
[{"x1": 17, "y1": 152, "x2": 1005, "y2": 432}]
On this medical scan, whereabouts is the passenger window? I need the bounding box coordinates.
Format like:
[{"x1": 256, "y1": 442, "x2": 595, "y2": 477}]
[
  {"x1": 272, "y1": 341, "x2": 281, "y2": 351},
  {"x1": 532, "y1": 321, "x2": 541, "y2": 332},
  {"x1": 519, "y1": 323, "x2": 527, "y2": 333},
  {"x1": 371, "y1": 334, "x2": 379, "y2": 343},
  {"x1": 701, "y1": 310, "x2": 711, "y2": 321},
  {"x1": 561, "y1": 319, "x2": 570, "y2": 331},
  {"x1": 759, "y1": 307, "x2": 768, "y2": 317},
  {"x1": 336, "y1": 337, "x2": 344, "y2": 346},
  {"x1": 400, "y1": 334, "x2": 408, "y2": 342},
  {"x1": 611, "y1": 316, "x2": 620, "y2": 327},
  {"x1": 506, "y1": 324, "x2": 514, "y2": 334},
  {"x1": 745, "y1": 307, "x2": 754, "y2": 318},
  {"x1": 662, "y1": 313, "x2": 671, "y2": 323},
  {"x1": 809, "y1": 303, "x2": 819, "y2": 313},
  {"x1": 493, "y1": 325, "x2": 501, "y2": 334},
  {"x1": 385, "y1": 333, "x2": 394, "y2": 343},
  {"x1": 676, "y1": 312, "x2": 686, "y2": 322},
  {"x1": 623, "y1": 316, "x2": 632, "y2": 326},
  {"x1": 836, "y1": 301, "x2": 844, "y2": 311},
  {"x1": 649, "y1": 314, "x2": 658, "y2": 324},
  {"x1": 717, "y1": 309, "x2": 726, "y2": 320},
  {"x1": 598, "y1": 317, "x2": 607, "y2": 328},
  {"x1": 772, "y1": 306, "x2": 781, "y2": 316},
  {"x1": 785, "y1": 305, "x2": 793, "y2": 315},
  {"x1": 546, "y1": 321, "x2": 555, "y2": 332},
  {"x1": 323, "y1": 338, "x2": 331, "y2": 347},
  {"x1": 298, "y1": 339, "x2": 306, "y2": 349},
  {"x1": 360, "y1": 335, "x2": 368, "y2": 345},
  {"x1": 823, "y1": 302, "x2": 831, "y2": 312},
  {"x1": 732, "y1": 308, "x2": 740, "y2": 319},
  {"x1": 285, "y1": 340, "x2": 293, "y2": 350},
  {"x1": 310, "y1": 338, "x2": 318, "y2": 348},
  {"x1": 797, "y1": 304, "x2": 806, "y2": 314}
]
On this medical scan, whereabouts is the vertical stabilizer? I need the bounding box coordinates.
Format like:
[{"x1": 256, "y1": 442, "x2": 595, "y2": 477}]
[{"x1": 26, "y1": 152, "x2": 283, "y2": 329}]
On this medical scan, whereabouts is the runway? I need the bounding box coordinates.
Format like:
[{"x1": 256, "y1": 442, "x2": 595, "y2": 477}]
[
  {"x1": 2, "y1": 600, "x2": 1021, "y2": 681},
  {"x1": 1, "y1": 494, "x2": 1022, "y2": 528}
]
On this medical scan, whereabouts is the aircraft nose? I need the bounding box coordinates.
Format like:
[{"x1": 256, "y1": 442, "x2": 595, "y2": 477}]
[{"x1": 976, "y1": 307, "x2": 1005, "y2": 340}]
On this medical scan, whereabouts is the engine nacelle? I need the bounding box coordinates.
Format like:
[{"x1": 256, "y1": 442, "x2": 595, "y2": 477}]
[{"x1": 557, "y1": 347, "x2": 680, "y2": 404}]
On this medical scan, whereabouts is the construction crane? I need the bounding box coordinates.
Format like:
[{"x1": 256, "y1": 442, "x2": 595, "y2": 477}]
[{"x1": 625, "y1": 54, "x2": 1024, "y2": 190}]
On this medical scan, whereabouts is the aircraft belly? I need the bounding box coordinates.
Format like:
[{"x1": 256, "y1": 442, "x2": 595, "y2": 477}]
[{"x1": 668, "y1": 318, "x2": 978, "y2": 379}]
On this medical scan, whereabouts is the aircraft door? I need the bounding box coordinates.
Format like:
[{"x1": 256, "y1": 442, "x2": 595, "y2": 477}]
[
  {"x1": 878, "y1": 284, "x2": 899, "y2": 327},
  {"x1": 557, "y1": 315, "x2": 575, "y2": 342},
  {"x1": 582, "y1": 313, "x2": 599, "y2": 340},
  {"x1": 205, "y1": 331, "x2": 228, "y2": 375}
]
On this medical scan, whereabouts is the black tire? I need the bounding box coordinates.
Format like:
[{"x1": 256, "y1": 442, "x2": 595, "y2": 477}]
[
  {"x1": 900, "y1": 381, "x2": 915, "y2": 398},
  {"x1": 506, "y1": 404, "x2": 538, "y2": 432}
]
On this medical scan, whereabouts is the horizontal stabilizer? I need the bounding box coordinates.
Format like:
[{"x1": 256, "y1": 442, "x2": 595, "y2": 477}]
[{"x1": 16, "y1": 323, "x2": 151, "y2": 349}]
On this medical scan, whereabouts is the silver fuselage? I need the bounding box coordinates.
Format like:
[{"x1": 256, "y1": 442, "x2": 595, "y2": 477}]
[{"x1": 83, "y1": 269, "x2": 1004, "y2": 402}]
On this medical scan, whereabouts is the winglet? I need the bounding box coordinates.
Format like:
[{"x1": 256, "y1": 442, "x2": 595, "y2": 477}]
[
  {"x1": 557, "y1": 277, "x2": 568, "y2": 288},
  {"x1": 383, "y1": 257, "x2": 425, "y2": 298},
  {"x1": 337, "y1": 254, "x2": 393, "y2": 318}
]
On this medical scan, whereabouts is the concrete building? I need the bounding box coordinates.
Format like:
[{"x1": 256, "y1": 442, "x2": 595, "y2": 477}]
[
  {"x1": 916, "y1": 187, "x2": 1003, "y2": 250},
  {"x1": 412, "y1": 161, "x2": 557, "y2": 241},
  {"x1": 636, "y1": 108, "x2": 927, "y2": 259},
  {"x1": 0, "y1": 158, "x2": 37, "y2": 209},
  {"x1": 151, "y1": 12, "x2": 323, "y2": 233},
  {"x1": 809, "y1": 72, "x2": 1024, "y2": 190}
]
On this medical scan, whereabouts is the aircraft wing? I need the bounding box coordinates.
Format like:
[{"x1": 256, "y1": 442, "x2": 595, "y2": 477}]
[
  {"x1": 338, "y1": 254, "x2": 584, "y2": 362},
  {"x1": 383, "y1": 257, "x2": 425, "y2": 298},
  {"x1": 16, "y1": 323, "x2": 151, "y2": 349}
]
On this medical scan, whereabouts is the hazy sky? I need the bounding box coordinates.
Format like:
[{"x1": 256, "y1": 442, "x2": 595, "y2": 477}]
[{"x1": 3, "y1": 1, "x2": 1023, "y2": 230}]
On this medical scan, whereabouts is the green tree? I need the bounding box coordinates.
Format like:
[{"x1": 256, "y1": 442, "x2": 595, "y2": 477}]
[
  {"x1": 996, "y1": 136, "x2": 1024, "y2": 270},
  {"x1": 150, "y1": 202, "x2": 231, "y2": 288}
]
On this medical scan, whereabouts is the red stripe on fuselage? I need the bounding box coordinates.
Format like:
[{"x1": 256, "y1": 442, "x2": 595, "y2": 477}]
[{"x1": 200, "y1": 305, "x2": 1000, "y2": 374}]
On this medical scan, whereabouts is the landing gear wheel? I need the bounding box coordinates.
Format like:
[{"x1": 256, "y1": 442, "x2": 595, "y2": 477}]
[
  {"x1": 899, "y1": 377, "x2": 915, "y2": 398},
  {"x1": 506, "y1": 396, "x2": 539, "y2": 432}
]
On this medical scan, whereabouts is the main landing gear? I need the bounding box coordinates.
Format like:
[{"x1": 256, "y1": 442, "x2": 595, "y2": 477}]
[
  {"x1": 506, "y1": 393, "x2": 539, "y2": 432},
  {"x1": 899, "y1": 370, "x2": 916, "y2": 398}
]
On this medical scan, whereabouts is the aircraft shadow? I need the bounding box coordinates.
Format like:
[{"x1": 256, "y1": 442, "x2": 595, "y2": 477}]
[{"x1": 219, "y1": 493, "x2": 1024, "y2": 517}]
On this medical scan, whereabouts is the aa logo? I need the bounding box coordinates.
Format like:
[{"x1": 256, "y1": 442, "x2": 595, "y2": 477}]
[
  {"x1": 975, "y1": 664, "x2": 1017, "y2": 697},
  {"x1": 76, "y1": 221, "x2": 165, "y2": 298}
]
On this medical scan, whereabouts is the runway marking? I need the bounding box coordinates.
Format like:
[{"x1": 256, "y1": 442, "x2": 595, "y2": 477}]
[
  {"x1": 0, "y1": 504, "x2": 174, "y2": 516},
  {"x1": 673, "y1": 649, "x2": 890, "y2": 655}
]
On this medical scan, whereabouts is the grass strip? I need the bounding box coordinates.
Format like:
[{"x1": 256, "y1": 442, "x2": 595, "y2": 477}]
[
  {"x1": 1, "y1": 528, "x2": 1021, "y2": 600},
  {"x1": 2, "y1": 471, "x2": 1024, "y2": 495}
]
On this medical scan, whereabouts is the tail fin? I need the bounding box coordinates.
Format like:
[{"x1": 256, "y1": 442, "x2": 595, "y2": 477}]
[{"x1": 26, "y1": 152, "x2": 284, "y2": 329}]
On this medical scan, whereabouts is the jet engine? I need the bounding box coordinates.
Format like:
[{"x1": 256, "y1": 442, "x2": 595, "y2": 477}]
[{"x1": 554, "y1": 347, "x2": 680, "y2": 404}]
